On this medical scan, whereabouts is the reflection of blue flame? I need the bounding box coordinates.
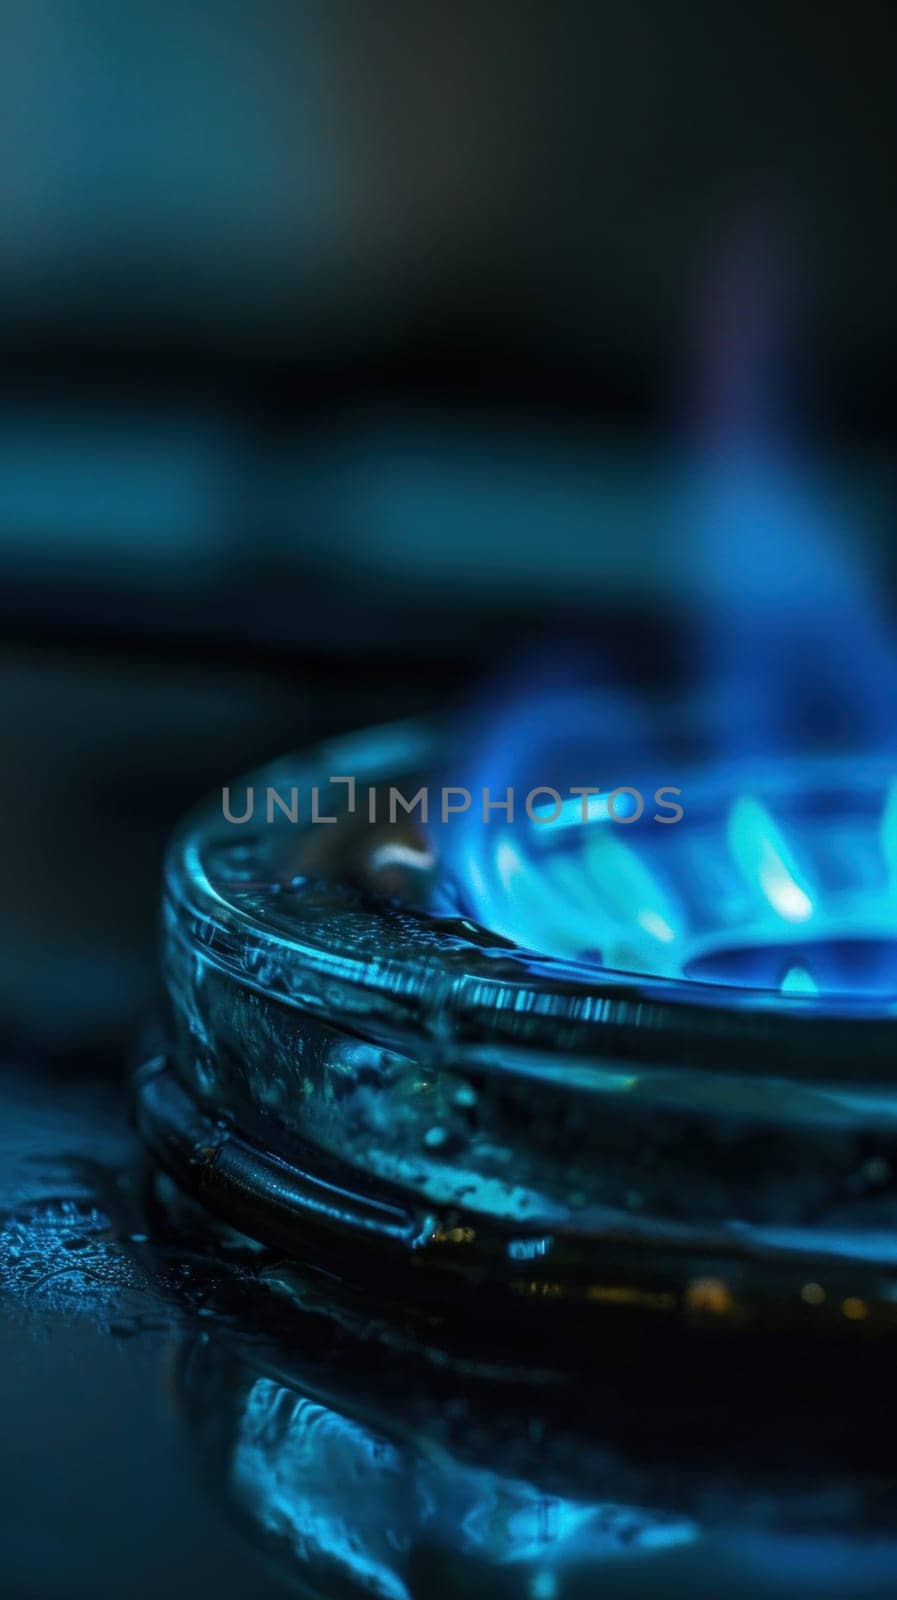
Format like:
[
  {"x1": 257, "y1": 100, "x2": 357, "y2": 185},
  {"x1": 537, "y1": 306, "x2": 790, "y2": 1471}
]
[{"x1": 231, "y1": 1375, "x2": 698, "y2": 1595}]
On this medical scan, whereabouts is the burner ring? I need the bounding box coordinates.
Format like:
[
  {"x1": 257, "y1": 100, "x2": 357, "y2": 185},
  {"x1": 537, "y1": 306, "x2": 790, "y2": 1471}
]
[{"x1": 141, "y1": 721, "x2": 897, "y2": 1325}]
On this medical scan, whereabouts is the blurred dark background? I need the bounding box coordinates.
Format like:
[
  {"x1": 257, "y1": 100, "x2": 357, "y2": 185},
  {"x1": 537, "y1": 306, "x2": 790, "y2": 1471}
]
[
  {"x1": 2, "y1": 5, "x2": 897, "y2": 1595},
  {"x1": 5, "y1": 0, "x2": 897, "y2": 1059}
]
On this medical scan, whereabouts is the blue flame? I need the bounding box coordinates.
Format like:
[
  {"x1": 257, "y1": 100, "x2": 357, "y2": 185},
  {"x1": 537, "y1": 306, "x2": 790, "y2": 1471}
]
[
  {"x1": 439, "y1": 467, "x2": 897, "y2": 1006},
  {"x1": 438, "y1": 228, "x2": 897, "y2": 1010},
  {"x1": 445, "y1": 728, "x2": 897, "y2": 1008}
]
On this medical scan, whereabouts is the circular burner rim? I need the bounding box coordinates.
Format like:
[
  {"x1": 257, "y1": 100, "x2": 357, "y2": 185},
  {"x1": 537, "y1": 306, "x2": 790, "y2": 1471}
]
[{"x1": 164, "y1": 720, "x2": 897, "y2": 1079}]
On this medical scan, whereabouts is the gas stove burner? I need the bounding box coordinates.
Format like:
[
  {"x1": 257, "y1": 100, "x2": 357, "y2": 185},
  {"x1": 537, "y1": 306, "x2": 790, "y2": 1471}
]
[{"x1": 136, "y1": 720, "x2": 897, "y2": 1334}]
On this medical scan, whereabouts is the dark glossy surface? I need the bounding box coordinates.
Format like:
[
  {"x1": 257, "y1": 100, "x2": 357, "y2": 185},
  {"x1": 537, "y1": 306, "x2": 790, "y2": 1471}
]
[{"x1": 5, "y1": 1057, "x2": 897, "y2": 1599}]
